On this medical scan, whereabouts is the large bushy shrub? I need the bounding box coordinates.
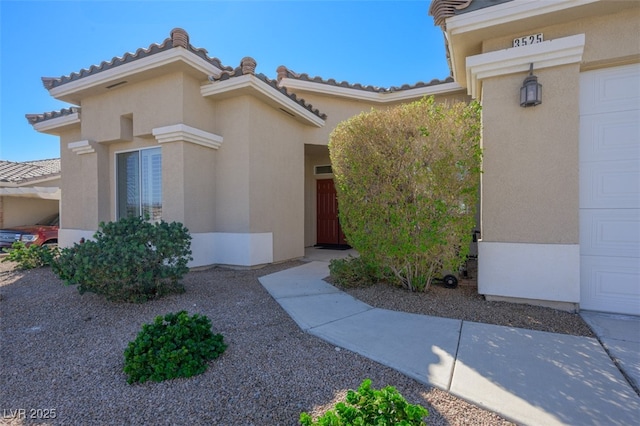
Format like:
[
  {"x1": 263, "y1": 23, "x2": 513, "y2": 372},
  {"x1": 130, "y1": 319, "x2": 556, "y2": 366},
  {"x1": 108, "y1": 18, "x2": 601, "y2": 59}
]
[
  {"x1": 123, "y1": 311, "x2": 227, "y2": 384},
  {"x1": 2, "y1": 241, "x2": 57, "y2": 270},
  {"x1": 52, "y1": 216, "x2": 192, "y2": 303},
  {"x1": 299, "y1": 378, "x2": 428, "y2": 425},
  {"x1": 329, "y1": 97, "x2": 481, "y2": 291}
]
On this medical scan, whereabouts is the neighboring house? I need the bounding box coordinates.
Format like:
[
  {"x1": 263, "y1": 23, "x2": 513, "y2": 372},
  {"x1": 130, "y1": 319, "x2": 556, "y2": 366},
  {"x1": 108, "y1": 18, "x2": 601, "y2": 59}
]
[
  {"x1": 25, "y1": 0, "x2": 639, "y2": 316},
  {"x1": 0, "y1": 159, "x2": 60, "y2": 228},
  {"x1": 428, "y1": 0, "x2": 640, "y2": 315}
]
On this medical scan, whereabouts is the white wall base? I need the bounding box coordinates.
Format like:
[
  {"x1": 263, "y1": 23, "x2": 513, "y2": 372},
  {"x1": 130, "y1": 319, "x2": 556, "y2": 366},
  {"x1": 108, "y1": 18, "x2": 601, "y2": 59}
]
[
  {"x1": 59, "y1": 229, "x2": 96, "y2": 247},
  {"x1": 60, "y1": 229, "x2": 273, "y2": 268},
  {"x1": 478, "y1": 242, "x2": 580, "y2": 304},
  {"x1": 190, "y1": 232, "x2": 273, "y2": 267}
]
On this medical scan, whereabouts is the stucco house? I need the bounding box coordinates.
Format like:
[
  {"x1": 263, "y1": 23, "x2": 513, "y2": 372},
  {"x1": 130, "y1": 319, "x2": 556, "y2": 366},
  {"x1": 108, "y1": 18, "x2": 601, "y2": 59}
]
[
  {"x1": 0, "y1": 159, "x2": 60, "y2": 228},
  {"x1": 26, "y1": 0, "x2": 638, "y2": 316},
  {"x1": 25, "y1": 27, "x2": 466, "y2": 267}
]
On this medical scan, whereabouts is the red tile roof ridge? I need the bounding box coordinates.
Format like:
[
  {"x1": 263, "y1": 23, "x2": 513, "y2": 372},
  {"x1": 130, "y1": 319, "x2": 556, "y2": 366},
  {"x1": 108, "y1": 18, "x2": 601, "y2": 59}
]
[
  {"x1": 41, "y1": 28, "x2": 233, "y2": 90},
  {"x1": 276, "y1": 65, "x2": 454, "y2": 93},
  {"x1": 25, "y1": 107, "x2": 80, "y2": 125},
  {"x1": 209, "y1": 58, "x2": 327, "y2": 120}
]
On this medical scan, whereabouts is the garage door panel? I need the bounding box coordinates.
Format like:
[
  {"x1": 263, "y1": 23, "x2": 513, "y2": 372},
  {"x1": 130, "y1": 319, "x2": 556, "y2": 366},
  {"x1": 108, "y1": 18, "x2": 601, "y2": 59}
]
[
  {"x1": 580, "y1": 63, "x2": 640, "y2": 315},
  {"x1": 580, "y1": 257, "x2": 640, "y2": 314},
  {"x1": 580, "y1": 160, "x2": 640, "y2": 209},
  {"x1": 580, "y1": 63, "x2": 640, "y2": 115},
  {"x1": 580, "y1": 110, "x2": 640, "y2": 162},
  {"x1": 580, "y1": 209, "x2": 640, "y2": 257}
]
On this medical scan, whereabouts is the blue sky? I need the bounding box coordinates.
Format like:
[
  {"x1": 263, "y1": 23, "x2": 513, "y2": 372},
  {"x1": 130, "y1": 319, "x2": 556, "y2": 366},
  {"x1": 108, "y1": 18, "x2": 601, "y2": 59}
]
[{"x1": 0, "y1": 0, "x2": 450, "y2": 162}]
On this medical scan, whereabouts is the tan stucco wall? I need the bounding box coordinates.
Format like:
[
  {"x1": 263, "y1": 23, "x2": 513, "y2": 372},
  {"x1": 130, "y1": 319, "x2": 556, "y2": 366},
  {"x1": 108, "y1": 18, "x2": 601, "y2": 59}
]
[
  {"x1": 171, "y1": 142, "x2": 216, "y2": 233},
  {"x1": 213, "y1": 96, "x2": 251, "y2": 232},
  {"x1": 482, "y1": 8, "x2": 640, "y2": 70},
  {"x1": 481, "y1": 64, "x2": 580, "y2": 243},
  {"x1": 82, "y1": 72, "x2": 186, "y2": 141},
  {"x1": 58, "y1": 127, "x2": 108, "y2": 233},
  {"x1": 478, "y1": 8, "x2": 639, "y2": 245},
  {"x1": 61, "y1": 71, "x2": 221, "y2": 236},
  {"x1": 248, "y1": 99, "x2": 307, "y2": 262}
]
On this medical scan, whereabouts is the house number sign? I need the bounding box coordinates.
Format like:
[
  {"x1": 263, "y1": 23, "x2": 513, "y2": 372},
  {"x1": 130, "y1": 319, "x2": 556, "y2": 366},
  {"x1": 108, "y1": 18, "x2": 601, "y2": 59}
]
[{"x1": 513, "y1": 33, "x2": 544, "y2": 48}]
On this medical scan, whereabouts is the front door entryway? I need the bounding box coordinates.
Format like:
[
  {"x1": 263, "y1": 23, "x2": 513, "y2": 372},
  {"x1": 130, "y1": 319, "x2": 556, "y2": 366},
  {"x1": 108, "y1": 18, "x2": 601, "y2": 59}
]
[{"x1": 316, "y1": 179, "x2": 348, "y2": 246}]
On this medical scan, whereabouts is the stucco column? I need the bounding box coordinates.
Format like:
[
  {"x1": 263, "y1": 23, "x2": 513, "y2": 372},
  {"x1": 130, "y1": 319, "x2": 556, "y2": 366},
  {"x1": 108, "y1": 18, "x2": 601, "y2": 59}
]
[
  {"x1": 466, "y1": 34, "x2": 585, "y2": 308},
  {"x1": 59, "y1": 140, "x2": 110, "y2": 246},
  {"x1": 152, "y1": 123, "x2": 222, "y2": 230}
]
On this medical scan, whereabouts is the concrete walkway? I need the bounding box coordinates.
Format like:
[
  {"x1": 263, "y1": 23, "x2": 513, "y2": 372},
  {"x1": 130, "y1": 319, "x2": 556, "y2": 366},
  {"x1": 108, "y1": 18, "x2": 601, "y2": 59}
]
[{"x1": 259, "y1": 248, "x2": 640, "y2": 426}]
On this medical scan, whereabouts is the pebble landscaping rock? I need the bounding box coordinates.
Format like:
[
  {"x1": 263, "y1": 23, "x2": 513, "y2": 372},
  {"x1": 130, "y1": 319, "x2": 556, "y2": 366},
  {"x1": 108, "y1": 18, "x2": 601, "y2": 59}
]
[{"x1": 0, "y1": 258, "x2": 591, "y2": 425}]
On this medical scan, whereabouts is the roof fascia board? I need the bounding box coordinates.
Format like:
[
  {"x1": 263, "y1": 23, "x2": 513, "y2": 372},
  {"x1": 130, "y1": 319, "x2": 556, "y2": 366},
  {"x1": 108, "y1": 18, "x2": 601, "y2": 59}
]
[
  {"x1": 0, "y1": 187, "x2": 61, "y2": 200},
  {"x1": 152, "y1": 124, "x2": 223, "y2": 150},
  {"x1": 279, "y1": 78, "x2": 464, "y2": 103},
  {"x1": 33, "y1": 112, "x2": 80, "y2": 133},
  {"x1": 465, "y1": 33, "x2": 585, "y2": 98},
  {"x1": 48, "y1": 48, "x2": 224, "y2": 101},
  {"x1": 201, "y1": 75, "x2": 326, "y2": 127},
  {"x1": 15, "y1": 175, "x2": 61, "y2": 186},
  {"x1": 446, "y1": 0, "x2": 598, "y2": 35}
]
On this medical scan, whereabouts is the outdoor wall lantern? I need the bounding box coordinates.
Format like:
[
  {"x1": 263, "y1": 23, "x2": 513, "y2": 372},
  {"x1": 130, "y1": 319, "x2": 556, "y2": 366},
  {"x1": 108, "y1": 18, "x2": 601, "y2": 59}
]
[{"x1": 520, "y1": 63, "x2": 542, "y2": 107}]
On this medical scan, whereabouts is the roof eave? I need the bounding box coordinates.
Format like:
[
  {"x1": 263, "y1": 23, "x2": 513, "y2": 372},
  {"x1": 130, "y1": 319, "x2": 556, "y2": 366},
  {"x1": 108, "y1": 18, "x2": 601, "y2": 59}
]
[
  {"x1": 443, "y1": 0, "x2": 636, "y2": 88},
  {"x1": 201, "y1": 75, "x2": 326, "y2": 128},
  {"x1": 0, "y1": 186, "x2": 61, "y2": 200},
  {"x1": 48, "y1": 48, "x2": 226, "y2": 105},
  {"x1": 32, "y1": 113, "x2": 81, "y2": 135},
  {"x1": 17, "y1": 174, "x2": 61, "y2": 186},
  {"x1": 279, "y1": 78, "x2": 465, "y2": 102}
]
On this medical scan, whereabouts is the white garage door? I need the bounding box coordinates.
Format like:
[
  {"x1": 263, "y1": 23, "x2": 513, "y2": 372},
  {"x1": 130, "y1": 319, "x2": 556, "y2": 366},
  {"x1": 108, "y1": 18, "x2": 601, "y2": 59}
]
[{"x1": 580, "y1": 63, "x2": 640, "y2": 315}]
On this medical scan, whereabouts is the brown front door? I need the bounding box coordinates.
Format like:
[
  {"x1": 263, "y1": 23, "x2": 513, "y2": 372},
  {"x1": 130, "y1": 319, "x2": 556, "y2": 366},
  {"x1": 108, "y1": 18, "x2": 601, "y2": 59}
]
[{"x1": 316, "y1": 179, "x2": 348, "y2": 246}]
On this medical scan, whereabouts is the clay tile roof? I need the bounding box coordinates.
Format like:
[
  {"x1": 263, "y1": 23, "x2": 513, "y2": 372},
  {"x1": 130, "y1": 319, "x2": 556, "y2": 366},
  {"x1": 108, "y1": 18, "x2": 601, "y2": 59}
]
[
  {"x1": 429, "y1": 0, "x2": 473, "y2": 27},
  {"x1": 429, "y1": 0, "x2": 515, "y2": 27},
  {"x1": 41, "y1": 28, "x2": 233, "y2": 90},
  {"x1": 25, "y1": 107, "x2": 80, "y2": 125},
  {"x1": 209, "y1": 57, "x2": 327, "y2": 120},
  {"x1": 276, "y1": 66, "x2": 455, "y2": 93},
  {"x1": 0, "y1": 159, "x2": 61, "y2": 183}
]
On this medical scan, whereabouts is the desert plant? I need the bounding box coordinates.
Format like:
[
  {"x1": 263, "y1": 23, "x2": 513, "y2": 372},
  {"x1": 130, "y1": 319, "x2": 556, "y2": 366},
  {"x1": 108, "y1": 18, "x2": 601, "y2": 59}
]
[
  {"x1": 300, "y1": 378, "x2": 428, "y2": 425},
  {"x1": 2, "y1": 241, "x2": 57, "y2": 270},
  {"x1": 329, "y1": 96, "x2": 481, "y2": 291},
  {"x1": 52, "y1": 216, "x2": 192, "y2": 303},
  {"x1": 123, "y1": 311, "x2": 227, "y2": 384}
]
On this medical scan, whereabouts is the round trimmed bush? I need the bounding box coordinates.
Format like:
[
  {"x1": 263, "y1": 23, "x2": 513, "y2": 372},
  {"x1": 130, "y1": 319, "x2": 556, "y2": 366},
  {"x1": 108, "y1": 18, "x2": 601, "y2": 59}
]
[
  {"x1": 52, "y1": 216, "x2": 192, "y2": 303},
  {"x1": 123, "y1": 311, "x2": 227, "y2": 384}
]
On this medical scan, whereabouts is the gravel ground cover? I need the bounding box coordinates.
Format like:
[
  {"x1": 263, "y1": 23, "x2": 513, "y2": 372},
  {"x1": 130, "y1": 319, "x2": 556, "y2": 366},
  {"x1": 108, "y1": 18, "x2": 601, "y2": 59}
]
[
  {"x1": 0, "y1": 258, "x2": 592, "y2": 425},
  {"x1": 340, "y1": 260, "x2": 594, "y2": 338}
]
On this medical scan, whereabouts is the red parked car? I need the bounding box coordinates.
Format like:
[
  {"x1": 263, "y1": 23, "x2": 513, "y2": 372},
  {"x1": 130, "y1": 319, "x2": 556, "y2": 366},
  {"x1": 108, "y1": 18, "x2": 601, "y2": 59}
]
[{"x1": 0, "y1": 214, "x2": 59, "y2": 249}]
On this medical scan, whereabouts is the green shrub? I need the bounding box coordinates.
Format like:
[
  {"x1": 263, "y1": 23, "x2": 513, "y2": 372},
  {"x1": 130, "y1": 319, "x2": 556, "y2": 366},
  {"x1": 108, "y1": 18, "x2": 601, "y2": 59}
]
[
  {"x1": 300, "y1": 378, "x2": 428, "y2": 425},
  {"x1": 124, "y1": 311, "x2": 227, "y2": 384},
  {"x1": 329, "y1": 96, "x2": 481, "y2": 291},
  {"x1": 2, "y1": 241, "x2": 57, "y2": 270},
  {"x1": 52, "y1": 216, "x2": 192, "y2": 303},
  {"x1": 328, "y1": 255, "x2": 393, "y2": 288}
]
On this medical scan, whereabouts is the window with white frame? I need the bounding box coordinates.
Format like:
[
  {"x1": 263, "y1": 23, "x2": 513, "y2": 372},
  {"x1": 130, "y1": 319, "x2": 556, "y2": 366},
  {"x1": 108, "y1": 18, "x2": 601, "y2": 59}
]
[{"x1": 116, "y1": 147, "x2": 162, "y2": 221}]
